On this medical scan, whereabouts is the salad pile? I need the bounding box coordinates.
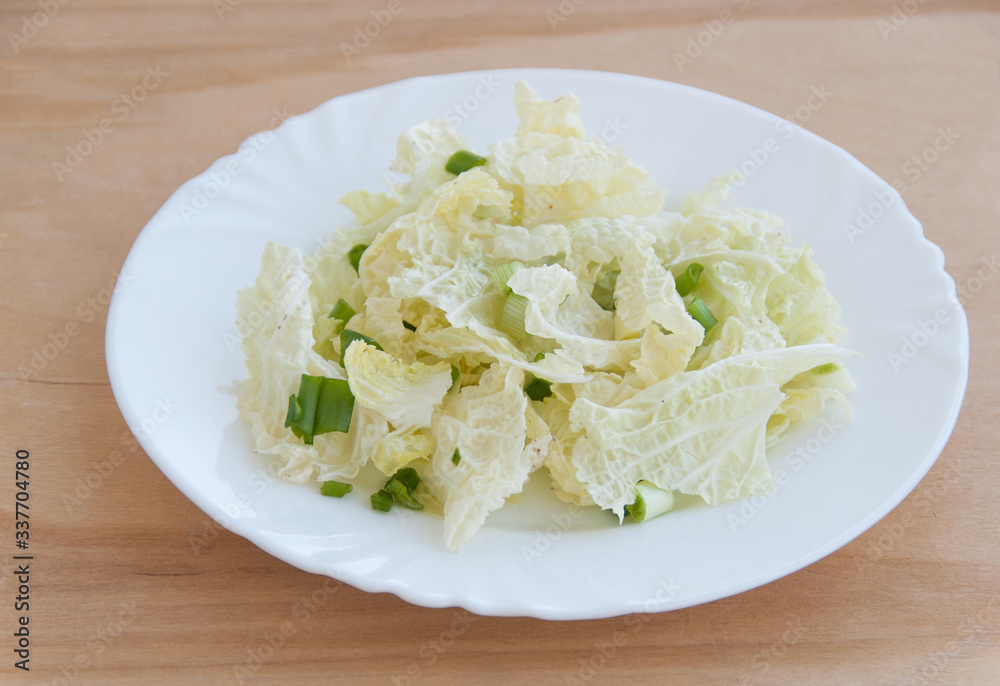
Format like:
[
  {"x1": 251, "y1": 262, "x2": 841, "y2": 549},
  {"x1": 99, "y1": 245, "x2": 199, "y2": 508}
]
[{"x1": 237, "y1": 81, "x2": 854, "y2": 551}]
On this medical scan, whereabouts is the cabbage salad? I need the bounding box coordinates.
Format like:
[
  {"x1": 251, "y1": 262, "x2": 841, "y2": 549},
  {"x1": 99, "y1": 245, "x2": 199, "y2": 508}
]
[{"x1": 236, "y1": 81, "x2": 855, "y2": 551}]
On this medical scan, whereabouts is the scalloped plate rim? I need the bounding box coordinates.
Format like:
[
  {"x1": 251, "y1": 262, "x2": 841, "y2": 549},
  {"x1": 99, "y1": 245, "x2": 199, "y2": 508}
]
[{"x1": 105, "y1": 68, "x2": 969, "y2": 620}]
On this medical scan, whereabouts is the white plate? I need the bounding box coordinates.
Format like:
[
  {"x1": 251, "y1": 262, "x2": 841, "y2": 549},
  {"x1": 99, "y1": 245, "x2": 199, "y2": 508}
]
[{"x1": 106, "y1": 69, "x2": 969, "y2": 620}]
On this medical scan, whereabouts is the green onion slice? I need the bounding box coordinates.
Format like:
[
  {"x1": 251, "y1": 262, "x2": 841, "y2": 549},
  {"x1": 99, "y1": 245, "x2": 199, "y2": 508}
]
[
  {"x1": 370, "y1": 489, "x2": 393, "y2": 512},
  {"x1": 491, "y1": 261, "x2": 525, "y2": 294},
  {"x1": 348, "y1": 244, "x2": 368, "y2": 274},
  {"x1": 524, "y1": 377, "x2": 552, "y2": 402},
  {"x1": 811, "y1": 362, "x2": 840, "y2": 375},
  {"x1": 390, "y1": 467, "x2": 420, "y2": 494},
  {"x1": 284, "y1": 374, "x2": 322, "y2": 444},
  {"x1": 452, "y1": 448, "x2": 461, "y2": 465},
  {"x1": 499, "y1": 293, "x2": 530, "y2": 341},
  {"x1": 284, "y1": 374, "x2": 355, "y2": 445},
  {"x1": 312, "y1": 378, "x2": 354, "y2": 435},
  {"x1": 386, "y1": 479, "x2": 423, "y2": 510},
  {"x1": 320, "y1": 481, "x2": 353, "y2": 498},
  {"x1": 402, "y1": 320, "x2": 417, "y2": 332},
  {"x1": 533, "y1": 352, "x2": 546, "y2": 362},
  {"x1": 625, "y1": 481, "x2": 675, "y2": 523},
  {"x1": 339, "y1": 329, "x2": 383, "y2": 367},
  {"x1": 591, "y1": 270, "x2": 619, "y2": 311},
  {"x1": 445, "y1": 150, "x2": 488, "y2": 175},
  {"x1": 687, "y1": 296, "x2": 718, "y2": 331},
  {"x1": 328, "y1": 298, "x2": 356, "y2": 322},
  {"x1": 285, "y1": 394, "x2": 303, "y2": 427},
  {"x1": 474, "y1": 204, "x2": 506, "y2": 219},
  {"x1": 674, "y1": 263, "x2": 704, "y2": 297}
]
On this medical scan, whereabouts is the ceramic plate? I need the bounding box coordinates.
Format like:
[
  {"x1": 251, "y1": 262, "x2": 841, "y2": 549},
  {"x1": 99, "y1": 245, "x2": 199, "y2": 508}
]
[{"x1": 105, "y1": 69, "x2": 969, "y2": 620}]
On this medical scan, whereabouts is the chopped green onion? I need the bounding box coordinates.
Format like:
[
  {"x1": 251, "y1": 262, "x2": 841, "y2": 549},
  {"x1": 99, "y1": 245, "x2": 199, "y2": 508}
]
[
  {"x1": 533, "y1": 352, "x2": 546, "y2": 362},
  {"x1": 687, "y1": 296, "x2": 718, "y2": 331},
  {"x1": 284, "y1": 374, "x2": 322, "y2": 444},
  {"x1": 675, "y1": 263, "x2": 704, "y2": 297},
  {"x1": 285, "y1": 393, "x2": 302, "y2": 427},
  {"x1": 811, "y1": 362, "x2": 840, "y2": 375},
  {"x1": 347, "y1": 244, "x2": 368, "y2": 274},
  {"x1": 452, "y1": 448, "x2": 461, "y2": 465},
  {"x1": 370, "y1": 489, "x2": 393, "y2": 512},
  {"x1": 524, "y1": 377, "x2": 552, "y2": 401},
  {"x1": 625, "y1": 481, "x2": 675, "y2": 523},
  {"x1": 592, "y1": 270, "x2": 619, "y2": 311},
  {"x1": 328, "y1": 298, "x2": 356, "y2": 322},
  {"x1": 390, "y1": 467, "x2": 420, "y2": 494},
  {"x1": 499, "y1": 293, "x2": 530, "y2": 341},
  {"x1": 402, "y1": 320, "x2": 417, "y2": 332},
  {"x1": 450, "y1": 365, "x2": 461, "y2": 387},
  {"x1": 445, "y1": 149, "x2": 488, "y2": 175},
  {"x1": 339, "y1": 329, "x2": 383, "y2": 367},
  {"x1": 320, "y1": 481, "x2": 353, "y2": 498},
  {"x1": 386, "y1": 479, "x2": 424, "y2": 510},
  {"x1": 491, "y1": 261, "x2": 525, "y2": 294},
  {"x1": 474, "y1": 204, "x2": 506, "y2": 219},
  {"x1": 284, "y1": 374, "x2": 355, "y2": 445},
  {"x1": 374, "y1": 468, "x2": 423, "y2": 511},
  {"x1": 313, "y1": 378, "x2": 355, "y2": 435}
]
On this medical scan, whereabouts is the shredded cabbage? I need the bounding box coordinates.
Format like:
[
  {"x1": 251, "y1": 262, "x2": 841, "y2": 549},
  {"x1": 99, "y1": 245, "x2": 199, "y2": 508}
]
[{"x1": 237, "y1": 81, "x2": 855, "y2": 550}]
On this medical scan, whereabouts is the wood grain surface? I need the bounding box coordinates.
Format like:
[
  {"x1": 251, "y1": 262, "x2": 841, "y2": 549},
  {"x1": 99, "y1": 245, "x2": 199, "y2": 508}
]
[{"x1": 2, "y1": 1, "x2": 998, "y2": 684}]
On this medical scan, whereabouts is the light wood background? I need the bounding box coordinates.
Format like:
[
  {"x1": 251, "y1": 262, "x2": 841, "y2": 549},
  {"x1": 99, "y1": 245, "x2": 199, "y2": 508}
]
[{"x1": 2, "y1": 1, "x2": 998, "y2": 684}]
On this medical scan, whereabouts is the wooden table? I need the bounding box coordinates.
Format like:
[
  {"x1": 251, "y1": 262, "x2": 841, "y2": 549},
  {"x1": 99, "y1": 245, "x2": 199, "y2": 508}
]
[{"x1": 2, "y1": 1, "x2": 997, "y2": 683}]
